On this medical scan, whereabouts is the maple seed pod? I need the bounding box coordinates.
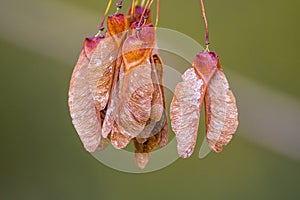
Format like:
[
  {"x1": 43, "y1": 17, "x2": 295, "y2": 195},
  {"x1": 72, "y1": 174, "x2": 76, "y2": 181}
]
[
  {"x1": 116, "y1": 24, "x2": 156, "y2": 138},
  {"x1": 95, "y1": 14, "x2": 129, "y2": 143},
  {"x1": 69, "y1": 1, "x2": 167, "y2": 169},
  {"x1": 170, "y1": 67, "x2": 206, "y2": 158},
  {"x1": 88, "y1": 14, "x2": 128, "y2": 111},
  {"x1": 170, "y1": 0, "x2": 238, "y2": 157},
  {"x1": 68, "y1": 36, "x2": 104, "y2": 152},
  {"x1": 170, "y1": 50, "x2": 238, "y2": 157},
  {"x1": 117, "y1": 62, "x2": 154, "y2": 137},
  {"x1": 170, "y1": 51, "x2": 218, "y2": 158},
  {"x1": 204, "y1": 63, "x2": 239, "y2": 152}
]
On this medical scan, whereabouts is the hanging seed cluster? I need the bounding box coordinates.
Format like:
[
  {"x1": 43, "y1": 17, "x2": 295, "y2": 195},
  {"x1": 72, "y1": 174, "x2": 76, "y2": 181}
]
[
  {"x1": 68, "y1": 0, "x2": 238, "y2": 169},
  {"x1": 69, "y1": 2, "x2": 167, "y2": 169}
]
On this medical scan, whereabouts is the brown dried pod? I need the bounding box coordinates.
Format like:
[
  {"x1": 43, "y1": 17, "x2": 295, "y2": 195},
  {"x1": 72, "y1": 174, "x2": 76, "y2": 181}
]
[
  {"x1": 68, "y1": 36, "x2": 104, "y2": 152},
  {"x1": 133, "y1": 133, "x2": 161, "y2": 169}
]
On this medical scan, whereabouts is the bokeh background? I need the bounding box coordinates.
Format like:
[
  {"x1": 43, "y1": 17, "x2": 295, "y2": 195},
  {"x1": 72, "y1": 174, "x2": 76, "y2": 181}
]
[{"x1": 1, "y1": 0, "x2": 299, "y2": 199}]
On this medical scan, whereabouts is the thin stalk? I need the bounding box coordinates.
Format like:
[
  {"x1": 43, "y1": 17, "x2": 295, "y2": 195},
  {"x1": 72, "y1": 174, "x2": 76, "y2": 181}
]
[
  {"x1": 98, "y1": 0, "x2": 113, "y2": 31},
  {"x1": 141, "y1": 0, "x2": 146, "y2": 7},
  {"x1": 137, "y1": 0, "x2": 150, "y2": 28},
  {"x1": 155, "y1": 0, "x2": 160, "y2": 27},
  {"x1": 137, "y1": 0, "x2": 154, "y2": 28},
  {"x1": 131, "y1": 0, "x2": 136, "y2": 19},
  {"x1": 200, "y1": 0, "x2": 209, "y2": 48}
]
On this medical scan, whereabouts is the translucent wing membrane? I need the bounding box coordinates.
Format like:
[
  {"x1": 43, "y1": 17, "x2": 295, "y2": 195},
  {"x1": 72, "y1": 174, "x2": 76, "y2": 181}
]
[
  {"x1": 170, "y1": 68, "x2": 205, "y2": 158},
  {"x1": 205, "y1": 68, "x2": 238, "y2": 152},
  {"x1": 151, "y1": 53, "x2": 168, "y2": 147},
  {"x1": 117, "y1": 60, "x2": 154, "y2": 137},
  {"x1": 150, "y1": 54, "x2": 164, "y2": 122},
  {"x1": 88, "y1": 36, "x2": 117, "y2": 111},
  {"x1": 68, "y1": 37, "x2": 103, "y2": 152},
  {"x1": 101, "y1": 59, "x2": 123, "y2": 138},
  {"x1": 88, "y1": 14, "x2": 128, "y2": 111},
  {"x1": 117, "y1": 25, "x2": 156, "y2": 138}
]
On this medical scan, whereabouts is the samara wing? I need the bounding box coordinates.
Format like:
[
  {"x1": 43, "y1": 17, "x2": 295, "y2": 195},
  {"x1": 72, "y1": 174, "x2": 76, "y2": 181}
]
[
  {"x1": 151, "y1": 53, "x2": 168, "y2": 147},
  {"x1": 170, "y1": 68, "x2": 205, "y2": 158},
  {"x1": 117, "y1": 25, "x2": 156, "y2": 137},
  {"x1": 68, "y1": 37, "x2": 103, "y2": 152},
  {"x1": 205, "y1": 67, "x2": 238, "y2": 152},
  {"x1": 88, "y1": 14, "x2": 127, "y2": 111},
  {"x1": 101, "y1": 58, "x2": 123, "y2": 138}
]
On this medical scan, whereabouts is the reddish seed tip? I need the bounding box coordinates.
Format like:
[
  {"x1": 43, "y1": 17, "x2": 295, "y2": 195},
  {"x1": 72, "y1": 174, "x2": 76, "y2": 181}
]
[
  {"x1": 84, "y1": 36, "x2": 103, "y2": 59},
  {"x1": 192, "y1": 51, "x2": 218, "y2": 83}
]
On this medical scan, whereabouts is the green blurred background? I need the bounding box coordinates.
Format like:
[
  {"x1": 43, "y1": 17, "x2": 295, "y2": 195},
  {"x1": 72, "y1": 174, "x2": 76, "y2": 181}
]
[{"x1": 1, "y1": 0, "x2": 299, "y2": 199}]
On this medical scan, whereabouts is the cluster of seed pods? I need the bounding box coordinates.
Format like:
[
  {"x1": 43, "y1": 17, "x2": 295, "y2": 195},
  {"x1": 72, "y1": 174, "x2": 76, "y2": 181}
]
[
  {"x1": 68, "y1": 0, "x2": 238, "y2": 169},
  {"x1": 68, "y1": 1, "x2": 168, "y2": 169},
  {"x1": 170, "y1": 0, "x2": 238, "y2": 158}
]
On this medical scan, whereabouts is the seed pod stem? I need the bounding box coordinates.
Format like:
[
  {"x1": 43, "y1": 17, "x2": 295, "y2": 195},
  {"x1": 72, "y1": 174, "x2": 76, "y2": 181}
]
[
  {"x1": 137, "y1": 0, "x2": 154, "y2": 28},
  {"x1": 130, "y1": 0, "x2": 136, "y2": 19},
  {"x1": 97, "y1": 0, "x2": 113, "y2": 33},
  {"x1": 200, "y1": 0, "x2": 209, "y2": 48},
  {"x1": 155, "y1": 0, "x2": 160, "y2": 27}
]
